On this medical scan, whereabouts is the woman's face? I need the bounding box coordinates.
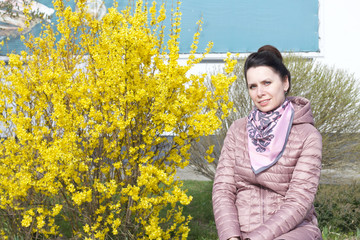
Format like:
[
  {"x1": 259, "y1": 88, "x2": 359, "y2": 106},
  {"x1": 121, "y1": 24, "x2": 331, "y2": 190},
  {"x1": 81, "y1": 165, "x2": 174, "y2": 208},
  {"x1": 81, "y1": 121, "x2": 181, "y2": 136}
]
[{"x1": 246, "y1": 66, "x2": 289, "y2": 112}]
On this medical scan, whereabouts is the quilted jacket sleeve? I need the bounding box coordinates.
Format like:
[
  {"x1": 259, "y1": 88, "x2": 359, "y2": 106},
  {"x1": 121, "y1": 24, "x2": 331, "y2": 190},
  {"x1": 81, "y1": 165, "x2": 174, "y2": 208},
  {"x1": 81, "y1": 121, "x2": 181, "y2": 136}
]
[
  {"x1": 212, "y1": 122, "x2": 242, "y2": 240},
  {"x1": 246, "y1": 129, "x2": 322, "y2": 240}
]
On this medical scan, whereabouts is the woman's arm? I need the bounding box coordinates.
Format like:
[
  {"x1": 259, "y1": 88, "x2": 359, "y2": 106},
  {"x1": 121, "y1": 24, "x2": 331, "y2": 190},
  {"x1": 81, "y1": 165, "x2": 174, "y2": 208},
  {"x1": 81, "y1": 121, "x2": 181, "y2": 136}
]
[
  {"x1": 245, "y1": 130, "x2": 322, "y2": 240},
  {"x1": 212, "y1": 121, "x2": 243, "y2": 240}
]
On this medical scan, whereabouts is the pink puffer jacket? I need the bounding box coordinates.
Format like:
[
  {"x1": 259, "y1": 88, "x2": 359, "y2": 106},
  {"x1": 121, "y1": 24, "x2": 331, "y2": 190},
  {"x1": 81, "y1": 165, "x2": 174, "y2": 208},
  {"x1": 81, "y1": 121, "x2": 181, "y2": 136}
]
[{"x1": 212, "y1": 97, "x2": 322, "y2": 240}]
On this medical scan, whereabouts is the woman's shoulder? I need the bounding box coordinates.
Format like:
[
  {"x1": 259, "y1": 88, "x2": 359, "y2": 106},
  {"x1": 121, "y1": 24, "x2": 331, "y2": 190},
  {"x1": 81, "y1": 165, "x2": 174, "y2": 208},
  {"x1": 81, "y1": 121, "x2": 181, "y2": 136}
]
[
  {"x1": 229, "y1": 117, "x2": 247, "y2": 131},
  {"x1": 223, "y1": 118, "x2": 248, "y2": 141},
  {"x1": 292, "y1": 122, "x2": 321, "y2": 138},
  {"x1": 291, "y1": 123, "x2": 322, "y2": 150}
]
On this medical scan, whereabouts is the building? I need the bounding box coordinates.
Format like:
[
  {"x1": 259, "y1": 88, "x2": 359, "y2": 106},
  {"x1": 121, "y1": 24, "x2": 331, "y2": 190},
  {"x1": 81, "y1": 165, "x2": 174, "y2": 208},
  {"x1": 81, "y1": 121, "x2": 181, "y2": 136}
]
[{"x1": 1, "y1": 0, "x2": 359, "y2": 81}]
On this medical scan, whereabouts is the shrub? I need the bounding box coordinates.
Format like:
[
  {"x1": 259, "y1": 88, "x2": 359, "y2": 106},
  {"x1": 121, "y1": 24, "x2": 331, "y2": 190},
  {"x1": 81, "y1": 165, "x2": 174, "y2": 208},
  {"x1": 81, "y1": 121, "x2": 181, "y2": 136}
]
[
  {"x1": 0, "y1": 0, "x2": 236, "y2": 239},
  {"x1": 285, "y1": 56, "x2": 360, "y2": 167},
  {"x1": 189, "y1": 55, "x2": 360, "y2": 179},
  {"x1": 315, "y1": 183, "x2": 360, "y2": 234}
]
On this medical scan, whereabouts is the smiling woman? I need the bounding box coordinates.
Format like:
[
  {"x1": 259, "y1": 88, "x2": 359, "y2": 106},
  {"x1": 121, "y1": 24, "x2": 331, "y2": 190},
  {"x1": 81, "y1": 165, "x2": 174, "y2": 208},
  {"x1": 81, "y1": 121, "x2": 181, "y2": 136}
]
[
  {"x1": 246, "y1": 66, "x2": 289, "y2": 112},
  {"x1": 212, "y1": 45, "x2": 323, "y2": 240},
  {"x1": 244, "y1": 45, "x2": 291, "y2": 113}
]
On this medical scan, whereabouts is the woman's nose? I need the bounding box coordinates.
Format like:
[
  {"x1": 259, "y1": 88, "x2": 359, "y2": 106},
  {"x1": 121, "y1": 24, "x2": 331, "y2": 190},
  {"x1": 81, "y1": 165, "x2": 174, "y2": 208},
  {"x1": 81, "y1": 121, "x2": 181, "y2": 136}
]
[{"x1": 257, "y1": 86, "x2": 264, "y2": 96}]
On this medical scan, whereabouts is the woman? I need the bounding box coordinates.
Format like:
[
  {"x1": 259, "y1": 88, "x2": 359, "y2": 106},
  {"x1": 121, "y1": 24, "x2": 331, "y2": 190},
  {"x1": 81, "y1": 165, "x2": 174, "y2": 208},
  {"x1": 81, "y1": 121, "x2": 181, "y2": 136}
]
[{"x1": 212, "y1": 45, "x2": 322, "y2": 240}]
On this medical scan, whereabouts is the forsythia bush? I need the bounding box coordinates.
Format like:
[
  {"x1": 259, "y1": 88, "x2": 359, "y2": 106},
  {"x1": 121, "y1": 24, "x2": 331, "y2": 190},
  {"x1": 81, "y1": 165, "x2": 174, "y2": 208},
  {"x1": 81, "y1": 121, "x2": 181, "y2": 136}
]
[{"x1": 0, "y1": 0, "x2": 236, "y2": 239}]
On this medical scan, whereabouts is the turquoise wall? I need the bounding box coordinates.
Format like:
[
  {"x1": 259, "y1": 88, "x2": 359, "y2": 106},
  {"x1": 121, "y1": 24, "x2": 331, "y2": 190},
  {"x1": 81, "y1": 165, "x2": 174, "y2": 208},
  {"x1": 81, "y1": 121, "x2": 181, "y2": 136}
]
[
  {"x1": 0, "y1": 0, "x2": 319, "y2": 55},
  {"x1": 177, "y1": 0, "x2": 319, "y2": 53}
]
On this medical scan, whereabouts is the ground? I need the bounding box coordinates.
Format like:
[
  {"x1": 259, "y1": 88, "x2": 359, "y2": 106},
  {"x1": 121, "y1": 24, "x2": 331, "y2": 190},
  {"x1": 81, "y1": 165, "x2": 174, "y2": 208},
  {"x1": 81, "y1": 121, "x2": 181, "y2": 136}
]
[{"x1": 177, "y1": 164, "x2": 360, "y2": 184}]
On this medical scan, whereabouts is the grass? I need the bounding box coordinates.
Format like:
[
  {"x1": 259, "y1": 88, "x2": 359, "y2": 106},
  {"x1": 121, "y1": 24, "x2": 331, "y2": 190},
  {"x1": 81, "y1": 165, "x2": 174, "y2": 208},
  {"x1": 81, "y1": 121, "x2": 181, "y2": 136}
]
[
  {"x1": 182, "y1": 181, "x2": 218, "y2": 240},
  {"x1": 182, "y1": 180, "x2": 360, "y2": 240},
  {"x1": 321, "y1": 226, "x2": 360, "y2": 240},
  {"x1": 2, "y1": 180, "x2": 358, "y2": 239}
]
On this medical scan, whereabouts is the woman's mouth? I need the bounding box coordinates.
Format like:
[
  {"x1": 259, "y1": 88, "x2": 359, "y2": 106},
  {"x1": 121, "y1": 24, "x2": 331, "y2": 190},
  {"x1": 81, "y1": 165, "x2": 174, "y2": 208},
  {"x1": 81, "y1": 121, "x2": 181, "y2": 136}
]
[{"x1": 259, "y1": 99, "x2": 270, "y2": 106}]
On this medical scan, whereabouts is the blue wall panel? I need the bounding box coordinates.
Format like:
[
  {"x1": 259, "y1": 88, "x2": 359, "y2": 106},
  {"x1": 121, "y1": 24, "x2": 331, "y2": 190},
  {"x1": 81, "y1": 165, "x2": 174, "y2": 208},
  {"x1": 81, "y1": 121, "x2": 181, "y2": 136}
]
[
  {"x1": 0, "y1": 0, "x2": 319, "y2": 55},
  {"x1": 178, "y1": 0, "x2": 319, "y2": 53}
]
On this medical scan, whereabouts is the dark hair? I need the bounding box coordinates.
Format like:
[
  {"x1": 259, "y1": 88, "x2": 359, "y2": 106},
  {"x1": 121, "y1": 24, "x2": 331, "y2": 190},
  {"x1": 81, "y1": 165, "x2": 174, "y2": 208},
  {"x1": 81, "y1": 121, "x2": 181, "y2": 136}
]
[{"x1": 244, "y1": 45, "x2": 291, "y2": 94}]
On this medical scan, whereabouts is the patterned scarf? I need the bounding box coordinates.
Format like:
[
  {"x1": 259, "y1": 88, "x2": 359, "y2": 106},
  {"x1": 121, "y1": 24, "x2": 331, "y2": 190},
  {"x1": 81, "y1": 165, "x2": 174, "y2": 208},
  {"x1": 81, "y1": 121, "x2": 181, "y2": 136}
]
[{"x1": 247, "y1": 99, "x2": 294, "y2": 174}]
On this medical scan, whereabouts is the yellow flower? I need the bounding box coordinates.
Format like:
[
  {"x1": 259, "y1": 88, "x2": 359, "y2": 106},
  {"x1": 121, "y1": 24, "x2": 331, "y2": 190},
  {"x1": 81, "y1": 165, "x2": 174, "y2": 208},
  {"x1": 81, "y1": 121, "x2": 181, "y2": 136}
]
[
  {"x1": 83, "y1": 224, "x2": 90, "y2": 233},
  {"x1": 21, "y1": 214, "x2": 33, "y2": 228},
  {"x1": 52, "y1": 204, "x2": 63, "y2": 216}
]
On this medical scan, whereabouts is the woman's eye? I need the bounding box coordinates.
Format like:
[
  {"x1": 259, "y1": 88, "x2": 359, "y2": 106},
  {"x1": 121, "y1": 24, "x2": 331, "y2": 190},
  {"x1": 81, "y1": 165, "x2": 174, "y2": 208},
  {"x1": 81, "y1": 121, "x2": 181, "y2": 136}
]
[
  {"x1": 264, "y1": 81, "x2": 271, "y2": 85},
  {"x1": 249, "y1": 85, "x2": 256, "y2": 89}
]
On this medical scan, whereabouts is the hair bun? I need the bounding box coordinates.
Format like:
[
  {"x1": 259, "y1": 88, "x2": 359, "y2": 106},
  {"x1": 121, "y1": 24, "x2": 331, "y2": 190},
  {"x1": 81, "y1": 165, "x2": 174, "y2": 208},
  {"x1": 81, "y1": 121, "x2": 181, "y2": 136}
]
[{"x1": 257, "y1": 45, "x2": 283, "y2": 61}]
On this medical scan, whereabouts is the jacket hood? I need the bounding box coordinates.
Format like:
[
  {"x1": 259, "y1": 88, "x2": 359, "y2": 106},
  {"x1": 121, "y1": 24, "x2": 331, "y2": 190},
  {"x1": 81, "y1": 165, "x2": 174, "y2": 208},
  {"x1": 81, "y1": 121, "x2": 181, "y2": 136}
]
[{"x1": 288, "y1": 96, "x2": 314, "y2": 125}]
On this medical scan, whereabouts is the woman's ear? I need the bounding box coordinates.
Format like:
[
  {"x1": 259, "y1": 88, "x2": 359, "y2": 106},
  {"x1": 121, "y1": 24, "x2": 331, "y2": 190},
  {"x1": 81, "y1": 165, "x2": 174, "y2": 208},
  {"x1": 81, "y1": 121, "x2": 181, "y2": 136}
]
[{"x1": 283, "y1": 76, "x2": 289, "y2": 92}]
